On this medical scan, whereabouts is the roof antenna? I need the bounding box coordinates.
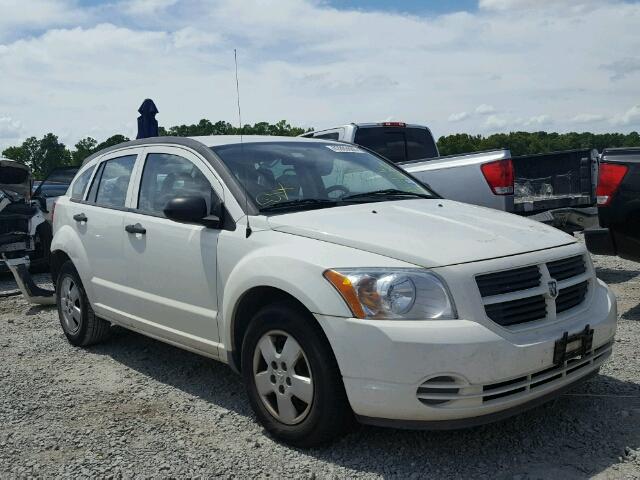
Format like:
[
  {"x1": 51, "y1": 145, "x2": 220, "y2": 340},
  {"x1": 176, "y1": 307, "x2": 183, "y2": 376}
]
[{"x1": 234, "y1": 48, "x2": 251, "y2": 238}]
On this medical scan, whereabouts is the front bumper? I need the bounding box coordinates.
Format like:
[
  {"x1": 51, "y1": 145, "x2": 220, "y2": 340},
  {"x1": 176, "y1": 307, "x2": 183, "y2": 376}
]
[{"x1": 315, "y1": 279, "x2": 617, "y2": 425}]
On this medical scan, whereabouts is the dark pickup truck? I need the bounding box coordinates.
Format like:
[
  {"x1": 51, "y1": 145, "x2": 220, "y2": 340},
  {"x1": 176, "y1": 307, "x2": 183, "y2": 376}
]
[{"x1": 585, "y1": 147, "x2": 640, "y2": 262}]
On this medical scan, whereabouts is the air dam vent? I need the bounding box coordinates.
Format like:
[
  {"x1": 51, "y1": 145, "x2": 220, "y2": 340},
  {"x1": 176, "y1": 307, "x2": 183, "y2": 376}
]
[{"x1": 416, "y1": 376, "x2": 462, "y2": 406}]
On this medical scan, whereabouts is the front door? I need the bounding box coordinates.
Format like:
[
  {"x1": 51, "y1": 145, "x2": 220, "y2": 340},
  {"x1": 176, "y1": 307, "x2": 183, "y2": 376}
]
[{"x1": 121, "y1": 147, "x2": 223, "y2": 356}]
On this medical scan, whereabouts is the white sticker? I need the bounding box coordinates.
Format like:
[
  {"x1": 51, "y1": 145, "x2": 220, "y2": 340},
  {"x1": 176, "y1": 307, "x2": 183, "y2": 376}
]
[{"x1": 325, "y1": 145, "x2": 365, "y2": 153}]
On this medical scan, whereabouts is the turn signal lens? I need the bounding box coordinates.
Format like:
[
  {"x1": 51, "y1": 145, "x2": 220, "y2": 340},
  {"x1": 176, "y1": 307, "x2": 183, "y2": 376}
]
[
  {"x1": 481, "y1": 159, "x2": 514, "y2": 195},
  {"x1": 323, "y1": 270, "x2": 366, "y2": 318},
  {"x1": 597, "y1": 163, "x2": 628, "y2": 206}
]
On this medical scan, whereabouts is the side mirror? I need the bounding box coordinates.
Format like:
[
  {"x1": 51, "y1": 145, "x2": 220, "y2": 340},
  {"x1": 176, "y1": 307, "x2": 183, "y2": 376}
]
[{"x1": 163, "y1": 196, "x2": 221, "y2": 228}]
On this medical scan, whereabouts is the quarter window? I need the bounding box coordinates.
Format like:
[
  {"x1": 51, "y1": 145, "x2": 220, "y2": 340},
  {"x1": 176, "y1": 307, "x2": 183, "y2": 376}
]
[
  {"x1": 70, "y1": 166, "x2": 95, "y2": 200},
  {"x1": 137, "y1": 153, "x2": 218, "y2": 216},
  {"x1": 90, "y1": 155, "x2": 137, "y2": 208}
]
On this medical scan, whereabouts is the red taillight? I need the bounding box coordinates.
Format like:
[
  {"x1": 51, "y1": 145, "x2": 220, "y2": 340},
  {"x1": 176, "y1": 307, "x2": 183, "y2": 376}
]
[
  {"x1": 381, "y1": 121, "x2": 406, "y2": 127},
  {"x1": 481, "y1": 159, "x2": 514, "y2": 195},
  {"x1": 597, "y1": 163, "x2": 628, "y2": 206}
]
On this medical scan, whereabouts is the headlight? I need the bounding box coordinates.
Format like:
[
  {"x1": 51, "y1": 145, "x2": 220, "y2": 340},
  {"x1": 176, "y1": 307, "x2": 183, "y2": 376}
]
[{"x1": 323, "y1": 268, "x2": 457, "y2": 320}]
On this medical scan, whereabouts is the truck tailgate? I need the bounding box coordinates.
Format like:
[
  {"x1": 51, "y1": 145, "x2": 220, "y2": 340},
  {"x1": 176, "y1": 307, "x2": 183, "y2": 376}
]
[
  {"x1": 399, "y1": 149, "x2": 514, "y2": 212},
  {"x1": 513, "y1": 149, "x2": 597, "y2": 214}
]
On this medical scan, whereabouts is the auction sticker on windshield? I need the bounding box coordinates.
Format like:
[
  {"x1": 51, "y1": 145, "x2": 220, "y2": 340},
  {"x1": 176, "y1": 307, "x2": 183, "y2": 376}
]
[{"x1": 325, "y1": 145, "x2": 365, "y2": 153}]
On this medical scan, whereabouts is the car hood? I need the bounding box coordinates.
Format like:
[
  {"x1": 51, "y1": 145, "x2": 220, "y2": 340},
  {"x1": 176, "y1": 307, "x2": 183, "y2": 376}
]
[
  {"x1": 0, "y1": 158, "x2": 31, "y2": 198},
  {"x1": 266, "y1": 199, "x2": 576, "y2": 268}
]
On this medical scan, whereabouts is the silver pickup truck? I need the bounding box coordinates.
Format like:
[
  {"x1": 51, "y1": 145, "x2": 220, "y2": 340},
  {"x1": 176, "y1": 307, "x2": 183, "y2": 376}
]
[{"x1": 301, "y1": 122, "x2": 514, "y2": 211}]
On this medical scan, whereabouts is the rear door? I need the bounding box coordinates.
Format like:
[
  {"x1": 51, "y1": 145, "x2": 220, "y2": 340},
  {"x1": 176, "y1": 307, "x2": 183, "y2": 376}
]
[
  {"x1": 120, "y1": 146, "x2": 224, "y2": 355},
  {"x1": 66, "y1": 149, "x2": 141, "y2": 323}
]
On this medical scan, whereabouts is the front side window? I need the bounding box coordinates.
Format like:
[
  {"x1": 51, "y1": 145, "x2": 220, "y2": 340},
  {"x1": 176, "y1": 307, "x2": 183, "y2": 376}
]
[
  {"x1": 212, "y1": 142, "x2": 434, "y2": 212},
  {"x1": 70, "y1": 166, "x2": 95, "y2": 200},
  {"x1": 90, "y1": 155, "x2": 136, "y2": 208},
  {"x1": 138, "y1": 153, "x2": 218, "y2": 216}
]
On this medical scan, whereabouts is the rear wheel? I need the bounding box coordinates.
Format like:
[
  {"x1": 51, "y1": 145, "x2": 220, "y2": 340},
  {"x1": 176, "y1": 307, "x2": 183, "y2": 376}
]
[
  {"x1": 242, "y1": 301, "x2": 353, "y2": 447},
  {"x1": 56, "y1": 261, "x2": 110, "y2": 346}
]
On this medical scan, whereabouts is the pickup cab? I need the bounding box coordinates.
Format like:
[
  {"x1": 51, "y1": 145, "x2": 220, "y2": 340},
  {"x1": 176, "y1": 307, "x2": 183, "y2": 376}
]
[
  {"x1": 301, "y1": 123, "x2": 514, "y2": 211},
  {"x1": 51, "y1": 135, "x2": 617, "y2": 447},
  {"x1": 585, "y1": 147, "x2": 640, "y2": 262}
]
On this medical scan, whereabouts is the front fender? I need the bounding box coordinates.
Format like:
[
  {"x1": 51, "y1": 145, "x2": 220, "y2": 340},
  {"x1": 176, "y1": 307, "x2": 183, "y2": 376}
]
[
  {"x1": 50, "y1": 224, "x2": 95, "y2": 301},
  {"x1": 217, "y1": 229, "x2": 414, "y2": 357}
]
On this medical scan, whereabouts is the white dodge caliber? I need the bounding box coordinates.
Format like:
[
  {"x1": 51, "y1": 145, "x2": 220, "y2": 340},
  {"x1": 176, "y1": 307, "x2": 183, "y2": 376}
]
[{"x1": 51, "y1": 135, "x2": 617, "y2": 447}]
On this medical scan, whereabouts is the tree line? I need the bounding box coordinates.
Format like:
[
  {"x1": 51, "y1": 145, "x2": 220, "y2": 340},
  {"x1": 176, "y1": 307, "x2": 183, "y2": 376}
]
[{"x1": 2, "y1": 119, "x2": 639, "y2": 178}]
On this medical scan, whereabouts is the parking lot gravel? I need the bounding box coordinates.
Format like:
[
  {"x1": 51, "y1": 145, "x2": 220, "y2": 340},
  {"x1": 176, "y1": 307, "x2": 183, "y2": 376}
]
[{"x1": 0, "y1": 244, "x2": 639, "y2": 479}]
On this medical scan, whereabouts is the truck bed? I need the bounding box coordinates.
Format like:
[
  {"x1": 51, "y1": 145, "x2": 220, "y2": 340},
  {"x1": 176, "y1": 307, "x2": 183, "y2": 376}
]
[{"x1": 512, "y1": 149, "x2": 597, "y2": 214}]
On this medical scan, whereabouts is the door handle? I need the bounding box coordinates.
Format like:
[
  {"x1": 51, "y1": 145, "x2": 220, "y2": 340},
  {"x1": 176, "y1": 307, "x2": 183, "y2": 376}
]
[
  {"x1": 73, "y1": 213, "x2": 87, "y2": 222},
  {"x1": 125, "y1": 223, "x2": 146, "y2": 235}
]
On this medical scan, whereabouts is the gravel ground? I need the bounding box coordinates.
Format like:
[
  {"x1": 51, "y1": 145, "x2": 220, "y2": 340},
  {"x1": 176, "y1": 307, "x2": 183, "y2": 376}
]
[{"x1": 0, "y1": 247, "x2": 639, "y2": 479}]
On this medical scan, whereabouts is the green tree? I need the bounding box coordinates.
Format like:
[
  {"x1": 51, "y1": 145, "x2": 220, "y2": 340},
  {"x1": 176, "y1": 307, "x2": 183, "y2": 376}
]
[
  {"x1": 2, "y1": 134, "x2": 71, "y2": 179},
  {"x1": 94, "y1": 134, "x2": 130, "y2": 152},
  {"x1": 72, "y1": 137, "x2": 98, "y2": 165}
]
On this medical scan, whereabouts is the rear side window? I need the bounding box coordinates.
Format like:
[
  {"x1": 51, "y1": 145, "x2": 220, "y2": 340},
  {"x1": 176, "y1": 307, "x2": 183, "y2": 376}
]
[
  {"x1": 70, "y1": 166, "x2": 95, "y2": 200},
  {"x1": 354, "y1": 127, "x2": 438, "y2": 163},
  {"x1": 137, "y1": 153, "x2": 218, "y2": 216},
  {"x1": 88, "y1": 155, "x2": 136, "y2": 208}
]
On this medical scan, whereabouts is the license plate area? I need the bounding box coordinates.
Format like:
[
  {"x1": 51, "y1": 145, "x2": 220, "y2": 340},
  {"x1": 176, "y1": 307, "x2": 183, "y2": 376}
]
[{"x1": 553, "y1": 324, "x2": 594, "y2": 365}]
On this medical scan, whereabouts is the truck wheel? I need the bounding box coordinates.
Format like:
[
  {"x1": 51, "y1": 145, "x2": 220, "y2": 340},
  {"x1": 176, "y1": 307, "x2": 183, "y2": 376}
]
[
  {"x1": 56, "y1": 261, "x2": 110, "y2": 346},
  {"x1": 241, "y1": 301, "x2": 354, "y2": 447}
]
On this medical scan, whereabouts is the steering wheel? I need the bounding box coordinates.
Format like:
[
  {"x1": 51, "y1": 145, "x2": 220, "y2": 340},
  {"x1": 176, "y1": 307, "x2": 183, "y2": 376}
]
[{"x1": 325, "y1": 185, "x2": 350, "y2": 199}]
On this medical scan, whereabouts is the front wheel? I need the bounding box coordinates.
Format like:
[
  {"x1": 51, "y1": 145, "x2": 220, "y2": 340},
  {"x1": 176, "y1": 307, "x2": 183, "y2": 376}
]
[{"x1": 241, "y1": 301, "x2": 353, "y2": 447}]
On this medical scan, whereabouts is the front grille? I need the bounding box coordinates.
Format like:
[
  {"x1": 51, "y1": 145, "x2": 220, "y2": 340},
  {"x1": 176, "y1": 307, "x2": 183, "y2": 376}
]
[
  {"x1": 547, "y1": 255, "x2": 586, "y2": 280},
  {"x1": 415, "y1": 341, "x2": 613, "y2": 408},
  {"x1": 485, "y1": 296, "x2": 547, "y2": 326},
  {"x1": 476, "y1": 266, "x2": 540, "y2": 296},
  {"x1": 556, "y1": 281, "x2": 588, "y2": 313},
  {"x1": 476, "y1": 254, "x2": 590, "y2": 327}
]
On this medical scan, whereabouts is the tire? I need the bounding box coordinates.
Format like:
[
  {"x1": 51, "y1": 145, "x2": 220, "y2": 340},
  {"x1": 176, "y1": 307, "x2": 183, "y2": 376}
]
[
  {"x1": 56, "y1": 261, "x2": 110, "y2": 346},
  {"x1": 241, "y1": 301, "x2": 354, "y2": 447}
]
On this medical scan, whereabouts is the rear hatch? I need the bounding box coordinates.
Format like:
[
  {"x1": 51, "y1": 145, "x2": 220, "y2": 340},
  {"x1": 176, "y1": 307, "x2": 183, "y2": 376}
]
[
  {"x1": 353, "y1": 123, "x2": 439, "y2": 164},
  {"x1": 512, "y1": 149, "x2": 597, "y2": 214}
]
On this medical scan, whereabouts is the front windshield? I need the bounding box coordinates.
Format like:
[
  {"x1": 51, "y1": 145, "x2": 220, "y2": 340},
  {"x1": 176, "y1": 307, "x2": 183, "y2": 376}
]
[{"x1": 212, "y1": 142, "x2": 436, "y2": 212}]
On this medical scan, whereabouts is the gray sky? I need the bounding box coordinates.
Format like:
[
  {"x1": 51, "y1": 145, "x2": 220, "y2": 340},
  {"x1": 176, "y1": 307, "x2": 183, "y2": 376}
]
[{"x1": 0, "y1": 0, "x2": 639, "y2": 151}]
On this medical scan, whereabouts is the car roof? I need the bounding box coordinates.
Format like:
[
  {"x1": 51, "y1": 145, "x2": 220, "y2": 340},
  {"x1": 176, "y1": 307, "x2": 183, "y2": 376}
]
[{"x1": 189, "y1": 135, "x2": 339, "y2": 147}]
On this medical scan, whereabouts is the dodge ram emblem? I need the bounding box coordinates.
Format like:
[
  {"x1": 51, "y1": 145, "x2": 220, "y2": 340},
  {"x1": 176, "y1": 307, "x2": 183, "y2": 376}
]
[{"x1": 548, "y1": 280, "x2": 558, "y2": 299}]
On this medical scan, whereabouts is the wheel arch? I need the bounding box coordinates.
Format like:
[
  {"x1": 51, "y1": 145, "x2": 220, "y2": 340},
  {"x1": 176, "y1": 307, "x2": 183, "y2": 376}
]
[{"x1": 227, "y1": 285, "x2": 337, "y2": 374}]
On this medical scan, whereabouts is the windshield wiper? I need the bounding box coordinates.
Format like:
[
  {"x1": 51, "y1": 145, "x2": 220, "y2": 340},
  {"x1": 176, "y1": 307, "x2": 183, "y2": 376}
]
[
  {"x1": 259, "y1": 198, "x2": 338, "y2": 213},
  {"x1": 341, "y1": 189, "x2": 433, "y2": 202}
]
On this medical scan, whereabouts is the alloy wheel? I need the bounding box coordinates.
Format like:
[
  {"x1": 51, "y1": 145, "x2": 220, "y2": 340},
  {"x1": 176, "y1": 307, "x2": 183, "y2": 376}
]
[
  {"x1": 60, "y1": 275, "x2": 82, "y2": 334},
  {"x1": 252, "y1": 330, "x2": 314, "y2": 425}
]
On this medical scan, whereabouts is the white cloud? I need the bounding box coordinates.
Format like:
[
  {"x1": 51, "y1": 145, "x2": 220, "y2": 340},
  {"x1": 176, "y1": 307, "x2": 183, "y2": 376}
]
[
  {"x1": 475, "y1": 104, "x2": 496, "y2": 115},
  {"x1": 0, "y1": 0, "x2": 639, "y2": 151},
  {"x1": 571, "y1": 113, "x2": 606, "y2": 124},
  {"x1": 611, "y1": 104, "x2": 640, "y2": 126},
  {"x1": 522, "y1": 114, "x2": 552, "y2": 127},
  {"x1": 122, "y1": 0, "x2": 180, "y2": 15},
  {"x1": 448, "y1": 112, "x2": 469, "y2": 122},
  {"x1": 0, "y1": 116, "x2": 22, "y2": 139},
  {"x1": 479, "y1": 0, "x2": 604, "y2": 11},
  {"x1": 484, "y1": 115, "x2": 508, "y2": 130},
  {"x1": 0, "y1": 0, "x2": 87, "y2": 40}
]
